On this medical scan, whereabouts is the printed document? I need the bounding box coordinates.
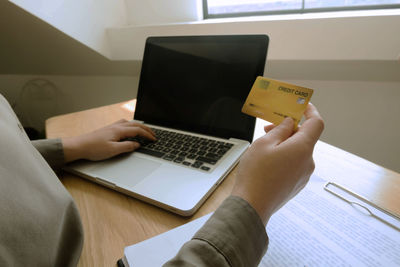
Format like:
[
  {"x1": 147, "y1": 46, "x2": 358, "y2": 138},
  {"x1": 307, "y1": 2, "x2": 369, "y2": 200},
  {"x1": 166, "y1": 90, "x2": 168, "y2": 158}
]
[{"x1": 123, "y1": 175, "x2": 400, "y2": 266}]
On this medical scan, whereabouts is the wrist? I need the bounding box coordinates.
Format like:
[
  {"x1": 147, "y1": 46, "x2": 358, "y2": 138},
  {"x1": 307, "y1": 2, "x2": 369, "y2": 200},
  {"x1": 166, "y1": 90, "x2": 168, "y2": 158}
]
[
  {"x1": 62, "y1": 136, "x2": 87, "y2": 163},
  {"x1": 231, "y1": 190, "x2": 274, "y2": 226}
]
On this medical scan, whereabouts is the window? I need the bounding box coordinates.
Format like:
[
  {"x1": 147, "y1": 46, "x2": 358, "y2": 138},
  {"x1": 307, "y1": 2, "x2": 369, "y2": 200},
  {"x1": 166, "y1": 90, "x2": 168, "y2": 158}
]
[{"x1": 204, "y1": 0, "x2": 400, "y2": 18}]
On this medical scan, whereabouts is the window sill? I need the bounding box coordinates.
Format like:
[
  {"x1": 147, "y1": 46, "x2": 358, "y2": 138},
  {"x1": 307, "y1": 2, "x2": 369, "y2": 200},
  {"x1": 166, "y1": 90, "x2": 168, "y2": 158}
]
[{"x1": 197, "y1": 8, "x2": 400, "y2": 24}]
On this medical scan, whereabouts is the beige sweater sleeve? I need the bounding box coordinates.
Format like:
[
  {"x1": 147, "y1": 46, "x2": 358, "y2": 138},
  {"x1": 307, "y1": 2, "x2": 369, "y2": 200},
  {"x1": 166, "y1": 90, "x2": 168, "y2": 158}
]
[
  {"x1": 164, "y1": 196, "x2": 268, "y2": 267},
  {"x1": 32, "y1": 139, "x2": 65, "y2": 171}
]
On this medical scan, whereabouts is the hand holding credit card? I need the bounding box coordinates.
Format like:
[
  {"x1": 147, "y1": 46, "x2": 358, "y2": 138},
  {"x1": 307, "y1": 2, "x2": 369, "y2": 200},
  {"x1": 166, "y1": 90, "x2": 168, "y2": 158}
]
[{"x1": 242, "y1": 76, "x2": 314, "y2": 130}]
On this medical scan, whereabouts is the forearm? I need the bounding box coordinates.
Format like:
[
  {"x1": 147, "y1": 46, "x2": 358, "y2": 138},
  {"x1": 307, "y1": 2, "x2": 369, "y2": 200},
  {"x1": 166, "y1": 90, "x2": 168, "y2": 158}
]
[{"x1": 164, "y1": 196, "x2": 268, "y2": 267}]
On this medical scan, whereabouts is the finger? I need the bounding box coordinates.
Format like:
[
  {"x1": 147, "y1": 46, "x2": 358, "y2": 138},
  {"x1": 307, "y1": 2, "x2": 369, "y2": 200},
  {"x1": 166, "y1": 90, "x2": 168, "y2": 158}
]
[
  {"x1": 122, "y1": 121, "x2": 156, "y2": 137},
  {"x1": 264, "y1": 124, "x2": 275, "y2": 133},
  {"x1": 119, "y1": 127, "x2": 157, "y2": 141},
  {"x1": 111, "y1": 141, "x2": 140, "y2": 156},
  {"x1": 294, "y1": 103, "x2": 324, "y2": 145},
  {"x1": 304, "y1": 103, "x2": 322, "y2": 121},
  {"x1": 113, "y1": 119, "x2": 129, "y2": 125},
  {"x1": 264, "y1": 117, "x2": 295, "y2": 146}
]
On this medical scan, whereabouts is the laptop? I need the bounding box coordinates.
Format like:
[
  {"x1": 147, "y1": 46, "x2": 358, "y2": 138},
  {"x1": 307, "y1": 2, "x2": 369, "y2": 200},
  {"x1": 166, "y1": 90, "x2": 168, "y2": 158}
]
[{"x1": 66, "y1": 35, "x2": 269, "y2": 216}]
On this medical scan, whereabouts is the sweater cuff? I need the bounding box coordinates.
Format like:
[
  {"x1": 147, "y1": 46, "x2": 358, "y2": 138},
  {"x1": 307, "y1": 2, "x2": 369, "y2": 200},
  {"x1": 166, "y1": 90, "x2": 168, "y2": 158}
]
[
  {"x1": 31, "y1": 139, "x2": 65, "y2": 171},
  {"x1": 193, "y1": 196, "x2": 268, "y2": 266}
]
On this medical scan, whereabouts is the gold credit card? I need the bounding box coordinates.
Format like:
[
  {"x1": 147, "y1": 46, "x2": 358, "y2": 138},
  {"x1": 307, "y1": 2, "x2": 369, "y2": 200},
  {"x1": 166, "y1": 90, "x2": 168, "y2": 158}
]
[{"x1": 242, "y1": 76, "x2": 313, "y2": 129}]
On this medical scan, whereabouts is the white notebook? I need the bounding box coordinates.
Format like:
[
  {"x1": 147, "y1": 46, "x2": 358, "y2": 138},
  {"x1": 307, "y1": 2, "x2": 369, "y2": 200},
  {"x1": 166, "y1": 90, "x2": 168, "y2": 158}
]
[{"x1": 119, "y1": 175, "x2": 400, "y2": 267}]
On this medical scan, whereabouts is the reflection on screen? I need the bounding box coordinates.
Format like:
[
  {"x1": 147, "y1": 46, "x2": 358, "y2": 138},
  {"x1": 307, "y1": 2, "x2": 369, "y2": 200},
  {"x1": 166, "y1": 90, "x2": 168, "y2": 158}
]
[{"x1": 134, "y1": 36, "x2": 268, "y2": 142}]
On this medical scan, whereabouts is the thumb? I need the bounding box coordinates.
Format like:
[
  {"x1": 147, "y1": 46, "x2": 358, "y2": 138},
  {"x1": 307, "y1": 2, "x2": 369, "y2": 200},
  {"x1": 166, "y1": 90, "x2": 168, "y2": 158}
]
[{"x1": 266, "y1": 117, "x2": 294, "y2": 146}]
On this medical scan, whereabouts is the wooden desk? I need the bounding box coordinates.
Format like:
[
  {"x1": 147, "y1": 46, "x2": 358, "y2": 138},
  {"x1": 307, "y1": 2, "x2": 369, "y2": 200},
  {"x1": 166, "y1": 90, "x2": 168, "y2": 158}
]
[{"x1": 46, "y1": 100, "x2": 400, "y2": 267}]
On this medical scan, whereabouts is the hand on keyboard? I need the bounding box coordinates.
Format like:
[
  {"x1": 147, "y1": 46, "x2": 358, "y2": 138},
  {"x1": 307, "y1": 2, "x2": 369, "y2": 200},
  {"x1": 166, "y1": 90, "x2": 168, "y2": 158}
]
[{"x1": 62, "y1": 119, "x2": 156, "y2": 162}]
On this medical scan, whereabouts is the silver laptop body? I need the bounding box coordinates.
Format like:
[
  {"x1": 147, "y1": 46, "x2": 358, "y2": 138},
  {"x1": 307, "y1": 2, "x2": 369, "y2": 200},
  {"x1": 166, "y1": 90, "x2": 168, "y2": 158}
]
[{"x1": 66, "y1": 35, "x2": 269, "y2": 216}]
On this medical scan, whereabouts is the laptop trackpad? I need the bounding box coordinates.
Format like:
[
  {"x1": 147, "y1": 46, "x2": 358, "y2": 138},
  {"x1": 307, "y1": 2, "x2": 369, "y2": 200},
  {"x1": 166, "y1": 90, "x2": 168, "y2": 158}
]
[{"x1": 94, "y1": 155, "x2": 161, "y2": 187}]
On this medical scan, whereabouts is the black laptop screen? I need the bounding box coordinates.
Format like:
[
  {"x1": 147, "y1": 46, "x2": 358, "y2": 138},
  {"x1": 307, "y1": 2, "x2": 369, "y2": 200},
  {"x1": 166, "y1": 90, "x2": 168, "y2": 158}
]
[{"x1": 134, "y1": 35, "x2": 269, "y2": 142}]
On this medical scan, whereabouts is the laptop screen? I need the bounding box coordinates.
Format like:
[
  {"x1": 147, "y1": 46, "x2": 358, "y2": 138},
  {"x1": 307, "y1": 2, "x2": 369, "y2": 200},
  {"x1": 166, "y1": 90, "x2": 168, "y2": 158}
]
[{"x1": 134, "y1": 35, "x2": 269, "y2": 142}]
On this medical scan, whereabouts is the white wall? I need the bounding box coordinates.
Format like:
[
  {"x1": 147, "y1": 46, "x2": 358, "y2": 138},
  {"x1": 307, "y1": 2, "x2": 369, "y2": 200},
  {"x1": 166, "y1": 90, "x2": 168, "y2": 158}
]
[
  {"x1": 124, "y1": 0, "x2": 202, "y2": 26},
  {"x1": 0, "y1": 75, "x2": 139, "y2": 132},
  {"x1": 281, "y1": 79, "x2": 400, "y2": 173},
  {"x1": 9, "y1": 0, "x2": 128, "y2": 58}
]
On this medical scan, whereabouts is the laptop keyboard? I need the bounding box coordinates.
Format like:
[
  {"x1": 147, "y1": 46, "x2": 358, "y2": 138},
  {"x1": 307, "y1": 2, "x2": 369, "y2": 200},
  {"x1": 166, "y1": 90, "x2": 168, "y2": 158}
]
[{"x1": 126, "y1": 128, "x2": 234, "y2": 172}]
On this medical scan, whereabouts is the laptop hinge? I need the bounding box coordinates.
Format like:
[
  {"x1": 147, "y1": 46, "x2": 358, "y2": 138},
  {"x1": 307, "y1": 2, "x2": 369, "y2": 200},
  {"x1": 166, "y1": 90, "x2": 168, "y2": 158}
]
[{"x1": 229, "y1": 138, "x2": 248, "y2": 143}]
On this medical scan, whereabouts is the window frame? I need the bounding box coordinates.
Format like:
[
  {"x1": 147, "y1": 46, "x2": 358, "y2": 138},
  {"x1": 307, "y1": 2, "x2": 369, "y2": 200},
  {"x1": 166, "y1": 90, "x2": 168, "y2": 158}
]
[{"x1": 203, "y1": 0, "x2": 400, "y2": 19}]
